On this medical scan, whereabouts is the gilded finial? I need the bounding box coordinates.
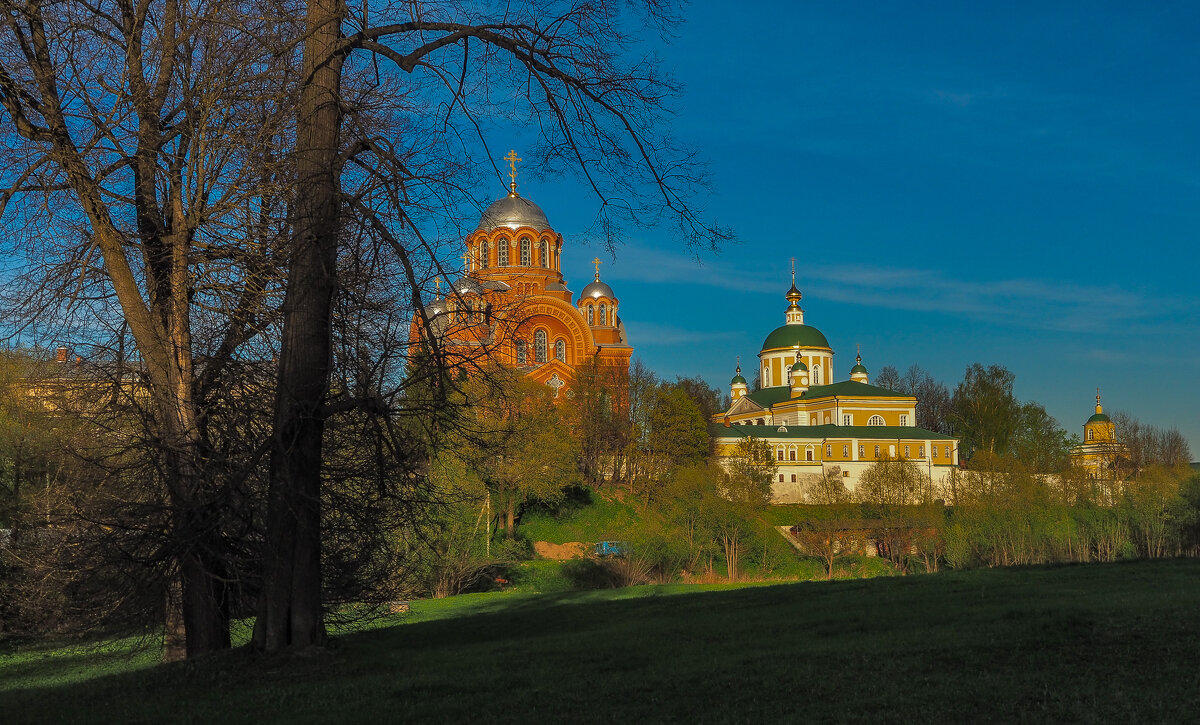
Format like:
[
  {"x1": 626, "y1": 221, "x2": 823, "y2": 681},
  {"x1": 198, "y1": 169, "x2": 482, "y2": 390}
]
[
  {"x1": 736, "y1": 355, "x2": 741, "y2": 374},
  {"x1": 504, "y1": 149, "x2": 522, "y2": 195},
  {"x1": 1096, "y1": 386, "x2": 1103, "y2": 415},
  {"x1": 791, "y1": 257, "x2": 796, "y2": 285},
  {"x1": 592, "y1": 256, "x2": 602, "y2": 280},
  {"x1": 434, "y1": 277, "x2": 441, "y2": 298}
]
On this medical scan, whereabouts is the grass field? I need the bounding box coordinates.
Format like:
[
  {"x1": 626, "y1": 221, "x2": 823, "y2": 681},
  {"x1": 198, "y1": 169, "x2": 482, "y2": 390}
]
[{"x1": 3, "y1": 558, "x2": 1200, "y2": 723}]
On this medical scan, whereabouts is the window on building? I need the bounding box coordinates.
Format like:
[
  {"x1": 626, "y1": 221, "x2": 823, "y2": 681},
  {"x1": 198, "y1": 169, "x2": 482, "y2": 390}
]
[
  {"x1": 479, "y1": 241, "x2": 489, "y2": 269},
  {"x1": 899, "y1": 414, "x2": 908, "y2": 426},
  {"x1": 555, "y1": 339, "x2": 566, "y2": 362},
  {"x1": 788, "y1": 450, "x2": 796, "y2": 461},
  {"x1": 778, "y1": 474, "x2": 784, "y2": 483},
  {"x1": 858, "y1": 445, "x2": 864, "y2": 457},
  {"x1": 1088, "y1": 429, "x2": 1094, "y2": 441},
  {"x1": 919, "y1": 445, "x2": 924, "y2": 458},
  {"x1": 790, "y1": 474, "x2": 797, "y2": 483},
  {"x1": 874, "y1": 445, "x2": 880, "y2": 457},
  {"x1": 826, "y1": 445, "x2": 832, "y2": 457},
  {"x1": 520, "y1": 237, "x2": 531, "y2": 266},
  {"x1": 498, "y1": 239, "x2": 509, "y2": 266},
  {"x1": 587, "y1": 305, "x2": 594, "y2": 324},
  {"x1": 945, "y1": 446, "x2": 951, "y2": 458},
  {"x1": 933, "y1": 446, "x2": 939, "y2": 458},
  {"x1": 534, "y1": 329, "x2": 547, "y2": 362},
  {"x1": 516, "y1": 340, "x2": 527, "y2": 365},
  {"x1": 598, "y1": 303, "x2": 607, "y2": 325},
  {"x1": 843, "y1": 414, "x2": 852, "y2": 426},
  {"x1": 806, "y1": 448, "x2": 814, "y2": 461},
  {"x1": 813, "y1": 364, "x2": 821, "y2": 385},
  {"x1": 540, "y1": 240, "x2": 548, "y2": 267},
  {"x1": 868, "y1": 415, "x2": 884, "y2": 426},
  {"x1": 777, "y1": 449, "x2": 784, "y2": 461},
  {"x1": 842, "y1": 445, "x2": 849, "y2": 457},
  {"x1": 904, "y1": 445, "x2": 910, "y2": 458}
]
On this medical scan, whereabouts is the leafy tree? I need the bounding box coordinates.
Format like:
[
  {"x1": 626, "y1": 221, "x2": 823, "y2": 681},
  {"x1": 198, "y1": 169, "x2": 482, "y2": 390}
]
[
  {"x1": 673, "y1": 376, "x2": 724, "y2": 422},
  {"x1": 1010, "y1": 402, "x2": 1076, "y2": 473},
  {"x1": 952, "y1": 363, "x2": 1020, "y2": 460},
  {"x1": 638, "y1": 383, "x2": 710, "y2": 505},
  {"x1": 798, "y1": 469, "x2": 852, "y2": 579}
]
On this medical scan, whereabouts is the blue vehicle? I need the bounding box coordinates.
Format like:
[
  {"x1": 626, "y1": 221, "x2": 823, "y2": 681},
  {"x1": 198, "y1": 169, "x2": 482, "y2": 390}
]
[{"x1": 593, "y1": 540, "x2": 629, "y2": 557}]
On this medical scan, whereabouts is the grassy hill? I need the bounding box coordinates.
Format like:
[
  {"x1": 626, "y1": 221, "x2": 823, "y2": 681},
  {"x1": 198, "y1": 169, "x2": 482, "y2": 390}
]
[{"x1": 4, "y1": 558, "x2": 1200, "y2": 723}]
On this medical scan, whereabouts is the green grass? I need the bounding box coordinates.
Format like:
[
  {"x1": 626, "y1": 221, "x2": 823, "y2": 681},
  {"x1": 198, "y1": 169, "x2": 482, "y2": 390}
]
[
  {"x1": 4, "y1": 558, "x2": 1200, "y2": 723},
  {"x1": 518, "y1": 492, "x2": 643, "y2": 544}
]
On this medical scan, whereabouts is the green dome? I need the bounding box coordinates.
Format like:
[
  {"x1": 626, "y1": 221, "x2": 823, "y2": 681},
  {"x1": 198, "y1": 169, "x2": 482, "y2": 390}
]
[
  {"x1": 731, "y1": 374, "x2": 747, "y2": 385},
  {"x1": 790, "y1": 360, "x2": 808, "y2": 371},
  {"x1": 1087, "y1": 412, "x2": 1111, "y2": 424},
  {"x1": 851, "y1": 364, "x2": 868, "y2": 374},
  {"x1": 761, "y1": 324, "x2": 830, "y2": 351}
]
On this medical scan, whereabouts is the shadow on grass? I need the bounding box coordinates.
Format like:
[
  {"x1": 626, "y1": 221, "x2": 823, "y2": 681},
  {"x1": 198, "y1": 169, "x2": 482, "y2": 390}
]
[{"x1": 4, "y1": 559, "x2": 1200, "y2": 724}]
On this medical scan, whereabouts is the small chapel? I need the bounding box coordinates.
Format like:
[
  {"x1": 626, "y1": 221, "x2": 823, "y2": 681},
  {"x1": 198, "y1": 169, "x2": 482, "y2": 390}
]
[
  {"x1": 1070, "y1": 392, "x2": 1128, "y2": 478},
  {"x1": 412, "y1": 151, "x2": 632, "y2": 395},
  {"x1": 711, "y1": 270, "x2": 960, "y2": 501}
]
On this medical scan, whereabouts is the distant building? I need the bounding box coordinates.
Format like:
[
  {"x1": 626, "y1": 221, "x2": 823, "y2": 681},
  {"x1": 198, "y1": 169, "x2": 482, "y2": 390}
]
[
  {"x1": 410, "y1": 152, "x2": 632, "y2": 396},
  {"x1": 711, "y1": 272, "x2": 959, "y2": 502},
  {"x1": 1070, "y1": 392, "x2": 1127, "y2": 477}
]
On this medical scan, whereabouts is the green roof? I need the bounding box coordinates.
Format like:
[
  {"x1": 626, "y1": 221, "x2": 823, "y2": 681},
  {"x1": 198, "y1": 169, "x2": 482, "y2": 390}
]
[
  {"x1": 790, "y1": 360, "x2": 808, "y2": 371},
  {"x1": 744, "y1": 386, "x2": 793, "y2": 408},
  {"x1": 709, "y1": 422, "x2": 956, "y2": 441},
  {"x1": 761, "y1": 324, "x2": 830, "y2": 351},
  {"x1": 850, "y1": 364, "x2": 868, "y2": 374},
  {"x1": 730, "y1": 374, "x2": 747, "y2": 385},
  {"x1": 1087, "y1": 413, "x2": 1111, "y2": 424},
  {"x1": 800, "y1": 380, "x2": 911, "y2": 400}
]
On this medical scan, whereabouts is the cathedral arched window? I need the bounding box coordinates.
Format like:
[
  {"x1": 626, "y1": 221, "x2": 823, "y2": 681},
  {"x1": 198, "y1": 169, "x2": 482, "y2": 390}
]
[
  {"x1": 534, "y1": 329, "x2": 547, "y2": 362},
  {"x1": 868, "y1": 415, "x2": 884, "y2": 426},
  {"x1": 479, "y1": 241, "x2": 489, "y2": 269},
  {"x1": 540, "y1": 240, "x2": 548, "y2": 267},
  {"x1": 813, "y1": 364, "x2": 822, "y2": 385},
  {"x1": 520, "y1": 237, "x2": 531, "y2": 266},
  {"x1": 498, "y1": 238, "x2": 509, "y2": 266},
  {"x1": 587, "y1": 305, "x2": 594, "y2": 325},
  {"x1": 555, "y1": 339, "x2": 566, "y2": 362},
  {"x1": 516, "y1": 340, "x2": 527, "y2": 365},
  {"x1": 598, "y1": 303, "x2": 607, "y2": 326}
]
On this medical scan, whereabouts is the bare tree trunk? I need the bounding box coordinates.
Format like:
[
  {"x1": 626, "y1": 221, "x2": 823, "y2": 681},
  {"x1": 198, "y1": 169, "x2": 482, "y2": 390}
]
[{"x1": 253, "y1": 0, "x2": 343, "y2": 652}]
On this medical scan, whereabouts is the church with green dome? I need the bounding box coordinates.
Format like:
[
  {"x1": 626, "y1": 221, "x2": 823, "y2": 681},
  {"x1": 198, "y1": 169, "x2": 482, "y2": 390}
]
[{"x1": 712, "y1": 272, "x2": 960, "y2": 502}]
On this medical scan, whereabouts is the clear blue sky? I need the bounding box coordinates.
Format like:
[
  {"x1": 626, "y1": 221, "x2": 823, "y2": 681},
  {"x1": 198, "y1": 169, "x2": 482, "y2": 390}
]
[{"x1": 476, "y1": 2, "x2": 1200, "y2": 454}]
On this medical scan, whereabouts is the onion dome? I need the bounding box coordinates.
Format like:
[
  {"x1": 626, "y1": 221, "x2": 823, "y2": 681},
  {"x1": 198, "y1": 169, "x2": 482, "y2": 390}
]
[
  {"x1": 452, "y1": 276, "x2": 484, "y2": 296},
  {"x1": 761, "y1": 324, "x2": 829, "y2": 351},
  {"x1": 731, "y1": 364, "x2": 747, "y2": 386},
  {"x1": 850, "y1": 363, "x2": 868, "y2": 374},
  {"x1": 790, "y1": 359, "x2": 809, "y2": 372},
  {"x1": 581, "y1": 278, "x2": 615, "y2": 299},
  {"x1": 1088, "y1": 392, "x2": 1111, "y2": 423},
  {"x1": 477, "y1": 191, "x2": 550, "y2": 231}
]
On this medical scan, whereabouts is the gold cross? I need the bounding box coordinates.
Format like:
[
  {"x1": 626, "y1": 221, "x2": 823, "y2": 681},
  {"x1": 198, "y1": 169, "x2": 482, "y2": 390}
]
[
  {"x1": 790, "y1": 257, "x2": 796, "y2": 285},
  {"x1": 593, "y1": 256, "x2": 602, "y2": 279},
  {"x1": 462, "y1": 250, "x2": 471, "y2": 270},
  {"x1": 504, "y1": 149, "x2": 522, "y2": 191},
  {"x1": 434, "y1": 277, "x2": 441, "y2": 297}
]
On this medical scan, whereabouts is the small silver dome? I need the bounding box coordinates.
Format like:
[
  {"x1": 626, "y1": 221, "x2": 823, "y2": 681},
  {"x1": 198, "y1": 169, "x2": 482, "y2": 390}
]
[
  {"x1": 423, "y1": 297, "x2": 447, "y2": 317},
  {"x1": 580, "y1": 279, "x2": 615, "y2": 300},
  {"x1": 477, "y1": 193, "x2": 550, "y2": 231},
  {"x1": 452, "y1": 276, "x2": 484, "y2": 296}
]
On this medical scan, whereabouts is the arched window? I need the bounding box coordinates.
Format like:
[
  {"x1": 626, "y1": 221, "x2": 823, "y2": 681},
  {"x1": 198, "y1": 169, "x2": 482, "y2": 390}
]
[
  {"x1": 534, "y1": 329, "x2": 547, "y2": 362},
  {"x1": 555, "y1": 339, "x2": 566, "y2": 362},
  {"x1": 868, "y1": 415, "x2": 885, "y2": 426},
  {"x1": 790, "y1": 474, "x2": 797, "y2": 483},
  {"x1": 598, "y1": 303, "x2": 607, "y2": 326},
  {"x1": 899, "y1": 414, "x2": 909, "y2": 426},
  {"x1": 498, "y1": 238, "x2": 509, "y2": 266},
  {"x1": 806, "y1": 448, "x2": 814, "y2": 462},
  {"x1": 778, "y1": 474, "x2": 784, "y2": 483},
  {"x1": 516, "y1": 340, "x2": 527, "y2": 365},
  {"x1": 874, "y1": 445, "x2": 881, "y2": 457},
  {"x1": 788, "y1": 449, "x2": 796, "y2": 461},
  {"x1": 777, "y1": 448, "x2": 784, "y2": 461},
  {"x1": 1088, "y1": 429, "x2": 1094, "y2": 441},
  {"x1": 588, "y1": 305, "x2": 594, "y2": 325},
  {"x1": 540, "y1": 240, "x2": 548, "y2": 267},
  {"x1": 479, "y1": 240, "x2": 489, "y2": 269},
  {"x1": 813, "y1": 364, "x2": 822, "y2": 385},
  {"x1": 520, "y1": 237, "x2": 531, "y2": 266}
]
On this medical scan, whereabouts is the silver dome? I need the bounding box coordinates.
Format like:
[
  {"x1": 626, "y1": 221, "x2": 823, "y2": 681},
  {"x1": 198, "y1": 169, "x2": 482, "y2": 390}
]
[
  {"x1": 477, "y1": 193, "x2": 550, "y2": 231},
  {"x1": 580, "y1": 279, "x2": 615, "y2": 300},
  {"x1": 452, "y1": 276, "x2": 484, "y2": 296}
]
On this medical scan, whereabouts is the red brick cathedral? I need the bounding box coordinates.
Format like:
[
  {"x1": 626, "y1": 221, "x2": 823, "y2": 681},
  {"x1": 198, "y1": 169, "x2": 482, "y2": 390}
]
[{"x1": 414, "y1": 152, "x2": 633, "y2": 395}]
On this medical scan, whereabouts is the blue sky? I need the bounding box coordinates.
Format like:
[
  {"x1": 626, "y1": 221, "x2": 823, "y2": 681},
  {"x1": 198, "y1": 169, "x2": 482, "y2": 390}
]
[{"x1": 475, "y1": 2, "x2": 1200, "y2": 453}]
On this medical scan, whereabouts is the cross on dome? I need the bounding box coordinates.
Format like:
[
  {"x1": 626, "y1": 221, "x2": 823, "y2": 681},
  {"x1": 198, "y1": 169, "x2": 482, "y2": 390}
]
[
  {"x1": 593, "y1": 256, "x2": 602, "y2": 281},
  {"x1": 504, "y1": 149, "x2": 522, "y2": 195}
]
